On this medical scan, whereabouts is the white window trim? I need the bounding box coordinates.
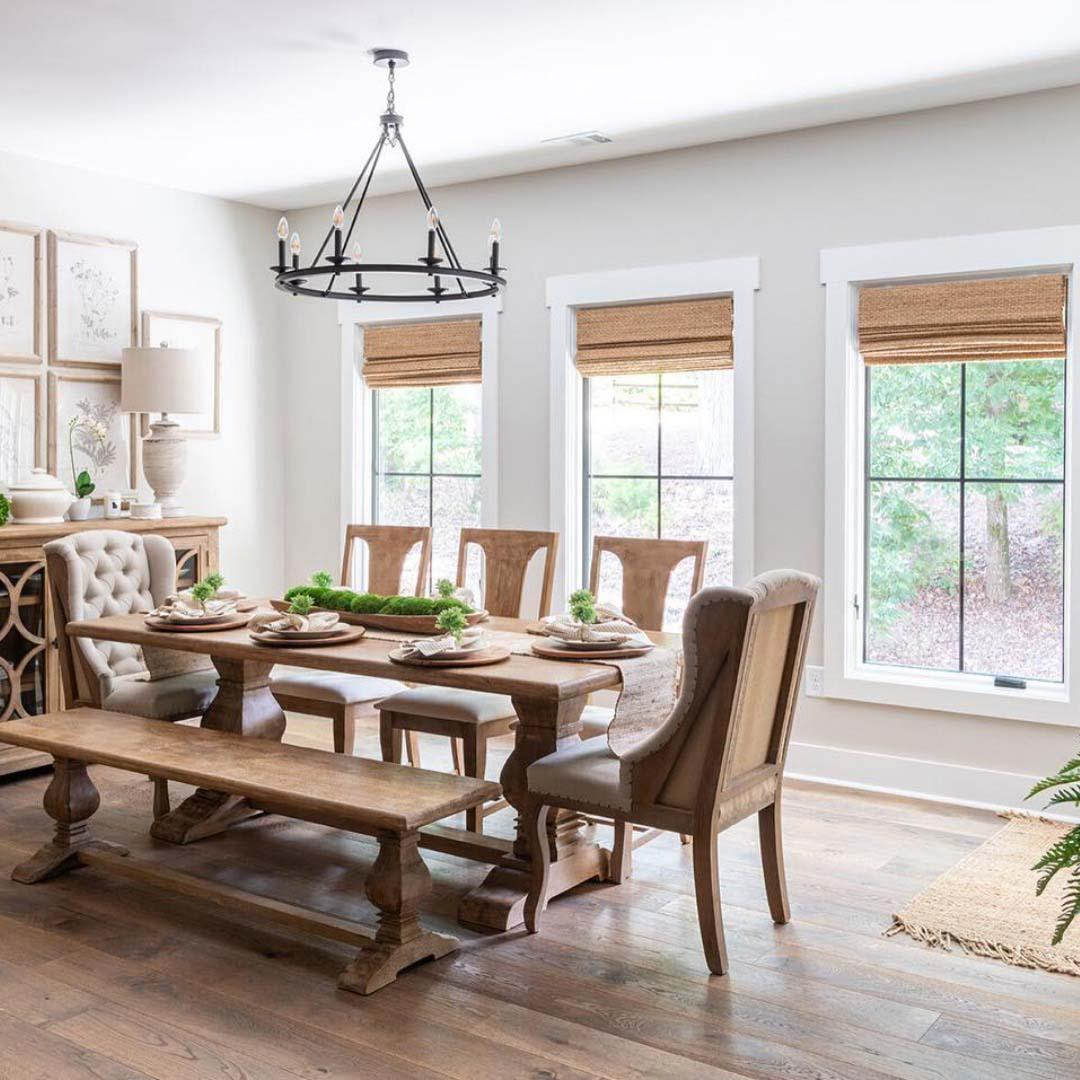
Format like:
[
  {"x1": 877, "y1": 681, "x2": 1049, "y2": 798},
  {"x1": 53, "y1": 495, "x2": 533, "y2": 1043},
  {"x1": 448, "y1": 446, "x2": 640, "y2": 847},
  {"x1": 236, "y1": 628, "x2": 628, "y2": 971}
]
[
  {"x1": 546, "y1": 257, "x2": 759, "y2": 606},
  {"x1": 821, "y1": 225, "x2": 1080, "y2": 727},
  {"x1": 336, "y1": 296, "x2": 502, "y2": 585}
]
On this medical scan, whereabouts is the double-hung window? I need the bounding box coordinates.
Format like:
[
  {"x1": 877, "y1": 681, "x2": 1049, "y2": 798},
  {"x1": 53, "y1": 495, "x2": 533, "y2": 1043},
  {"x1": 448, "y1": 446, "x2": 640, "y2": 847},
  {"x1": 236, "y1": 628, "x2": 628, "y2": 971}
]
[
  {"x1": 576, "y1": 297, "x2": 735, "y2": 628},
  {"x1": 363, "y1": 317, "x2": 483, "y2": 589},
  {"x1": 823, "y1": 231, "x2": 1077, "y2": 724}
]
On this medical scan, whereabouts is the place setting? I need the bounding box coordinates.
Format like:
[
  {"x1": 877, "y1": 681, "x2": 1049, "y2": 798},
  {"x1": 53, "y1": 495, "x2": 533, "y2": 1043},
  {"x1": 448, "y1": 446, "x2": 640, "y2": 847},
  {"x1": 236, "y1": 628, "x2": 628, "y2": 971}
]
[
  {"x1": 388, "y1": 606, "x2": 510, "y2": 668},
  {"x1": 144, "y1": 572, "x2": 253, "y2": 632},
  {"x1": 248, "y1": 595, "x2": 366, "y2": 647},
  {"x1": 529, "y1": 589, "x2": 656, "y2": 661}
]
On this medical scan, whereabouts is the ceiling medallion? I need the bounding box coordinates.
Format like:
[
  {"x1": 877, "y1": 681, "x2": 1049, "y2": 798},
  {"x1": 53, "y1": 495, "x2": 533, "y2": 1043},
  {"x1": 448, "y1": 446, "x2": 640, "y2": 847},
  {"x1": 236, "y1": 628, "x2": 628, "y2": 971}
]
[{"x1": 271, "y1": 48, "x2": 504, "y2": 304}]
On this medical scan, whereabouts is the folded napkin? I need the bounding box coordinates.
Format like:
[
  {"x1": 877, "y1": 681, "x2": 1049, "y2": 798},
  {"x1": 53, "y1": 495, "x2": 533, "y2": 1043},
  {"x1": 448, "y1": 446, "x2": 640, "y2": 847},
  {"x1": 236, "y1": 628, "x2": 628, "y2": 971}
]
[
  {"x1": 540, "y1": 604, "x2": 646, "y2": 645},
  {"x1": 180, "y1": 586, "x2": 245, "y2": 603},
  {"x1": 151, "y1": 595, "x2": 238, "y2": 622},
  {"x1": 249, "y1": 610, "x2": 340, "y2": 634},
  {"x1": 399, "y1": 628, "x2": 484, "y2": 659}
]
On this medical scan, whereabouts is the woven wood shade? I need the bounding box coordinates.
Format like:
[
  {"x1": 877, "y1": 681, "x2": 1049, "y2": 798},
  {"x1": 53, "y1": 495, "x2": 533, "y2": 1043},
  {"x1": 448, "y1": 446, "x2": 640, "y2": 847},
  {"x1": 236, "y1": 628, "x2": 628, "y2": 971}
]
[
  {"x1": 362, "y1": 318, "x2": 482, "y2": 387},
  {"x1": 575, "y1": 297, "x2": 733, "y2": 376},
  {"x1": 858, "y1": 274, "x2": 1067, "y2": 366}
]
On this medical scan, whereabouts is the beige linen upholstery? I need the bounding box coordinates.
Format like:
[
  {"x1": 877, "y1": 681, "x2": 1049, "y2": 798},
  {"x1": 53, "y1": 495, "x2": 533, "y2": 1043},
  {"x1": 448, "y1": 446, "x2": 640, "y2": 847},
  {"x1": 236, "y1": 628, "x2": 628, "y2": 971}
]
[
  {"x1": 43, "y1": 530, "x2": 217, "y2": 717},
  {"x1": 271, "y1": 668, "x2": 401, "y2": 706},
  {"x1": 524, "y1": 570, "x2": 820, "y2": 979},
  {"x1": 374, "y1": 686, "x2": 514, "y2": 726},
  {"x1": 578, "y1": 704, "x2": 615, "y2": 742}
]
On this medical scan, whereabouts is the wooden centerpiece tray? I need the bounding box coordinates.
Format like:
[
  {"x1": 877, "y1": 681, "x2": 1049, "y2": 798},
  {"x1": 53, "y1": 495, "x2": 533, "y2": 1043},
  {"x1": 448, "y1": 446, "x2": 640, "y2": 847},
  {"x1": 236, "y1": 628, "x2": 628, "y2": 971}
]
[{"x1": 270, "y1": 598, "x2": 488, "y2": 635}]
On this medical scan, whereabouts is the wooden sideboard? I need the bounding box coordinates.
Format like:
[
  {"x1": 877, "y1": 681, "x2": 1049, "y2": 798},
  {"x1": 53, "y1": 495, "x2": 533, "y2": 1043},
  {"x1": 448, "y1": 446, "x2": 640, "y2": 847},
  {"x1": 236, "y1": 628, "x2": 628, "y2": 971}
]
[{"x1": 0, "y1": 515, "x2": 226, "y2": 777}]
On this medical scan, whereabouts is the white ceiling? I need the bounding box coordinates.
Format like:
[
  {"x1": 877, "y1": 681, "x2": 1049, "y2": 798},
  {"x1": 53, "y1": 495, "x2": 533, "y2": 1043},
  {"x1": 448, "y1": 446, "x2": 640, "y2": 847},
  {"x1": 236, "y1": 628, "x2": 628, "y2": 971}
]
[{"x1": 3, "y1": 0, "x2": 1080, "y2": 210}]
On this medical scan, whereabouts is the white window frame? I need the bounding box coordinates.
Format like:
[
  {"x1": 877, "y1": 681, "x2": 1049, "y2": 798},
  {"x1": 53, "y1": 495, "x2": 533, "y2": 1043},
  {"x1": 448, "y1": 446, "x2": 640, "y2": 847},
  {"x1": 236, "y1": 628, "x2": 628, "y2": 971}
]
[
  {"x1": 547, "y1": 257, "x2": 758, "y2": 606},
  {"x1": 337, "y1": 296, "x2": 501, "y2": 585},
  {"x1": 821, "y1": 225, "x2": 1080, "y2": 727}
]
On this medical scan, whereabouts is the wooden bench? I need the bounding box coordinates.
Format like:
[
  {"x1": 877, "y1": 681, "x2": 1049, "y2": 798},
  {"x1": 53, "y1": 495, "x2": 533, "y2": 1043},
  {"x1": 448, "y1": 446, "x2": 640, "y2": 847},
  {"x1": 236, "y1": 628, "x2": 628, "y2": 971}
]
[{"x1": 2, "y1": 708, "x2": 500, "y2": 994}]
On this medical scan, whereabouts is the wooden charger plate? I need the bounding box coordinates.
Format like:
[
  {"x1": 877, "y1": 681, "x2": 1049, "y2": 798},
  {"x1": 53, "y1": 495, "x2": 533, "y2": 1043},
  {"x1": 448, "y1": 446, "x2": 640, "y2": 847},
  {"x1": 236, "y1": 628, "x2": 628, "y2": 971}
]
[
  {"x1": 270, "y1": 599, "x2": 487, "y2": 635},
  {"x1": 249, "y1": 626, "x2": 367, "y2": 648},
  {"x1": 388, "y1": 645, "x2": 510, "y2": 668},
  {"x1": 530, "y1": 640, "x2": 654, "y2": 661},
  {"x1": 145, "y1": 613, "x2": 252, "y2": 633}
]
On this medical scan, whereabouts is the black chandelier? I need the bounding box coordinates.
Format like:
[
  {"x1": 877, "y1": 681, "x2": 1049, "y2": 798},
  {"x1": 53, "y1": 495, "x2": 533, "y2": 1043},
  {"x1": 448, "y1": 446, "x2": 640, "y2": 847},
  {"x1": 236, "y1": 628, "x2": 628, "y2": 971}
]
[{"x1": 271, "y1": 49, "x2": 504, "y2": 304}]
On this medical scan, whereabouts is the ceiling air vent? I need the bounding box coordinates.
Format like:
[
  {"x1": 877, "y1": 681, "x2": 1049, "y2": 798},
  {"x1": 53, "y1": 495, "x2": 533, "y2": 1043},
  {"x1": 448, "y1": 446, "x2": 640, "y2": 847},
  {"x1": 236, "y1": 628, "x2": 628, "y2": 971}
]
[{"x1": 542, "y1": 130, "x2": 613, "y2": 147}]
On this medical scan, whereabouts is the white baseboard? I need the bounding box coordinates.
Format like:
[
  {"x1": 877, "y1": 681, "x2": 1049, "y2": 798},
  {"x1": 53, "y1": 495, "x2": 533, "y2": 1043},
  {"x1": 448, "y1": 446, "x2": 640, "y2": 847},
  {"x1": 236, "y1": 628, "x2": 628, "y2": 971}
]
[{"x1": 787, "y1": 741, "x2": 1080, "y2": 822}]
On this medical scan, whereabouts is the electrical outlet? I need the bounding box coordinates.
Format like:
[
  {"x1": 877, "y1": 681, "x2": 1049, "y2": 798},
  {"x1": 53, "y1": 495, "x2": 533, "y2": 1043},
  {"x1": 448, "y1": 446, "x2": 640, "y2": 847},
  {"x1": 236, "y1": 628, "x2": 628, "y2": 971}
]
[{"x1": 804, "y1": 665, "x2": 824, "y2": 697}]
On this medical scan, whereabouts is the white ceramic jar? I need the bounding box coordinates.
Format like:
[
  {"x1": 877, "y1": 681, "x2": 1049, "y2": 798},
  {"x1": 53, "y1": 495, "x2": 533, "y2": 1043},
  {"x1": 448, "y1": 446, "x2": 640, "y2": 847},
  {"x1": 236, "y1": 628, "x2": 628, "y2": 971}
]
[{"x1": 9, "y1": 469, "x2": 75, "y2": 524}]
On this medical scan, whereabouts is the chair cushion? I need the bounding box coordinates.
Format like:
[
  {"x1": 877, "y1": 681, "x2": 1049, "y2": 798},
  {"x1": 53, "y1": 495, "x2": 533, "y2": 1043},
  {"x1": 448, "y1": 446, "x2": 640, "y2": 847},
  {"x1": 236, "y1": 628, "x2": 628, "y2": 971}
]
[
  {"x1": 271, "y1": 669, "x2": 403, "y2": 706},
  {"x1": 104, "y1": 670, "x2": 219, "y2": 721},
  {"x1": 527, "y1": 736, "x2": 630, "y2": 812},
  {"x1": 578, "y1": 704, "x2": 614, "y2": 741},
  {"x1": 375, "y1": 686, "x2": 516, "y2": 725}
]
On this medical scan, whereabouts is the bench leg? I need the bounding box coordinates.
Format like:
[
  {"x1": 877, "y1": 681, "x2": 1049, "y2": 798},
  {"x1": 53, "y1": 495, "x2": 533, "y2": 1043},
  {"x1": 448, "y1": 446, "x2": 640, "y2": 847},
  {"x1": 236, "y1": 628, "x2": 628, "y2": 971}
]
[
  {"x1": 338, "y1": 830, "x2": 457, "y2": 995},
  {"x1": 13, "y1": 758, "x2": 128, "y2": 884}
]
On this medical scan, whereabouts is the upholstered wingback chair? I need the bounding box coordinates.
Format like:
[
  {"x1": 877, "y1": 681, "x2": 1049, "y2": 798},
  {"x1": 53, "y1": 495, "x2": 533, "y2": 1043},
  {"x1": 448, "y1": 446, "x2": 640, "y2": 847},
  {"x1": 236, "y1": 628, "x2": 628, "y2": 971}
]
[
  {"x1": 523, "y1": 570, "x2": 819, "y2": 976},
  {"x1": 43, "y1": 530, "x2": 219, "y2": 815}
]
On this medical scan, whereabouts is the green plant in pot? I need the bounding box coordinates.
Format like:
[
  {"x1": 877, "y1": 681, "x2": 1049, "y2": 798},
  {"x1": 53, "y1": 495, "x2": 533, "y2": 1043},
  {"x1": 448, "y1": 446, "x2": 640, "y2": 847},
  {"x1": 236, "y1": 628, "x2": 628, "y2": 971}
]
[
  {"x1": 1027, "y1": 755, "x2": 1080, "y2": 944},
  {"x1": 66, "y1": 409, "x2": 111, "y2": 521},
  {"x1": 435, "y1": 605, "x2": 468, "y2": 645},
  {"x1": 569, "y1": 588, "x2": 598, "y2": 625}
]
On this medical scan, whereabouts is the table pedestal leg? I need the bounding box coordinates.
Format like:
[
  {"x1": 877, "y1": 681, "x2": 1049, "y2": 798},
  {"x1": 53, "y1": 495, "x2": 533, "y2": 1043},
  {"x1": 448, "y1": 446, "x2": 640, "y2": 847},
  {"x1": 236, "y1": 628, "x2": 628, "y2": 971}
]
[
  {"x1": 151, "y1": 658, "x2": 286, "y2": 845},
  {"x1": 458, "y1": 695, "x2": 609, "y2": 931}
]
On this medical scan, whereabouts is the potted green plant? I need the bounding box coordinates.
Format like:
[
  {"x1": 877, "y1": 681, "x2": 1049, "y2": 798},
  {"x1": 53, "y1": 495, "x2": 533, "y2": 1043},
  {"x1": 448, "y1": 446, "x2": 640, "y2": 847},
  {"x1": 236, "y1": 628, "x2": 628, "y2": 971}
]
[
  {"x1": 66, "y1": 410, "x2": 110, "y2": 521},
  {"x1": 435, "y1": 606, "x2": 468, "y2": 645},
  {"x1": 1027, "y1": 755, "x2": 1080, "y2": 944},
  {"x1": 569, "y1": 588, "x2": 598, "y2": 625}
]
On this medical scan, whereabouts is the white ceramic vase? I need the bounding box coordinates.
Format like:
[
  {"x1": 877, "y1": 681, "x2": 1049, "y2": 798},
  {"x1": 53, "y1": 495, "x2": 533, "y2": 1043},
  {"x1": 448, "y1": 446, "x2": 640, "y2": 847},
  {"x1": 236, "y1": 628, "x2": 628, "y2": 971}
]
[
  {"x1": 9, "y1": 469, "x2": 76, "y2": 524},
  {"x1": 67, "y1": 496, "x2": 92, "y2": 521}
]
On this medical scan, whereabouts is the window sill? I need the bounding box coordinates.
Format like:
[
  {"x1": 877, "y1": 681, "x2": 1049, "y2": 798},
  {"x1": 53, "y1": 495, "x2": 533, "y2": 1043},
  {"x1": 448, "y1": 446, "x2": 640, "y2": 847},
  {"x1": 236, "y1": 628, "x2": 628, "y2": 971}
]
[{"x1": 822, "y1": 663, "x2": 1074, "y2": 727}]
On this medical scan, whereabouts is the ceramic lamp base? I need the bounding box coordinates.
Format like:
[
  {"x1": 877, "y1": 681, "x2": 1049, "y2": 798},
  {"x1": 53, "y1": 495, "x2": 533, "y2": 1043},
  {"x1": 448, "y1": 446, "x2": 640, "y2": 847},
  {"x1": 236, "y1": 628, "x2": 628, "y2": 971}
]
[{"x1": 141, "y1": 417, "x2": 187, "y2": 516}]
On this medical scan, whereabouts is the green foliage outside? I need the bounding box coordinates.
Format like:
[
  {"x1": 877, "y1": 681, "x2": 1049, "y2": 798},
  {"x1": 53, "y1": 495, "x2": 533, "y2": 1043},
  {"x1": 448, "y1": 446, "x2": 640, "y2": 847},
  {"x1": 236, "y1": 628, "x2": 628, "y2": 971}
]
[
  {"x1": 867, "y1": 359, "x2": 1064, "y2": 643},
  {"x1": 435, "y1": 606, "x2": 468, "y2": 643},
  {"x1": 569, "y1": 589, "x2": 598, "y2": 624},
  {"x1": 1027, "y1": 753, "x2": 1080, "y2": 944},
  {"x1": 284, "y1": 583, "x2": 472, "y2": 617}
]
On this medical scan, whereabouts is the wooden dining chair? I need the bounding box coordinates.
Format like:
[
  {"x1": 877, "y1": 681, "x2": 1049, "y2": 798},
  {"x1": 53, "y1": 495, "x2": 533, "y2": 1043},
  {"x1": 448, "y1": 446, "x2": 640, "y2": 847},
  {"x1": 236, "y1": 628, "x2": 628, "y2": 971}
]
[
  {"x1": 270, "y1": 524, "x2": 432, "y2": 758},
  {"x1": 522, "y1": 570, "x2": 819, "y2": 976},
  {"x1": 376, "y1": 527, "x2": 559, "y2": 833},
  {"x1": 578, "y1": 535, "x2": 708, "y2": 868}
]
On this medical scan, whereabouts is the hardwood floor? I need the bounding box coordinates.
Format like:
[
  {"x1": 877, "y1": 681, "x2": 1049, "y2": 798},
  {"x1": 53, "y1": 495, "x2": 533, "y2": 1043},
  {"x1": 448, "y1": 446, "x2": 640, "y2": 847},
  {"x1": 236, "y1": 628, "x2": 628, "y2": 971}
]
[{"x1": 0, "y1": 710, "x2": 1076, "y2": 1079}]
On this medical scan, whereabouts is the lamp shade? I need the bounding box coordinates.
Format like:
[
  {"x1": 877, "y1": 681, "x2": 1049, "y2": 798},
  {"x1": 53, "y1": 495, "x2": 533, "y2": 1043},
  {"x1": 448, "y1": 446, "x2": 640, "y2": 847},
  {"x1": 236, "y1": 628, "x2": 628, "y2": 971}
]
[{"x1": 120, "y1": 346, "x2": 207, "y2": 415}]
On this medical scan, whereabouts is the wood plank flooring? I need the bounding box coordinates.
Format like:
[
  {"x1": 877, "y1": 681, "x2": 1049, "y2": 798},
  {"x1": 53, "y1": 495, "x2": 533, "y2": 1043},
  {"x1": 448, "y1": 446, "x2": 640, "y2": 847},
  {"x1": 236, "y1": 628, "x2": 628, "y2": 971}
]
[{"x1": 0, "y1": 710, "x2": 1076, "y2": 1079}]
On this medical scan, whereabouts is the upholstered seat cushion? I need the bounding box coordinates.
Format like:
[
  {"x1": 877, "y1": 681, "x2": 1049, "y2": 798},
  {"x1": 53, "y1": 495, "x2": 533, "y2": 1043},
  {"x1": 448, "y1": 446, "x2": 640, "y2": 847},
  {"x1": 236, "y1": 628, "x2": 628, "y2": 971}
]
[
  {"x1": 375, "y1": 686, "x2": 516, "y2": 725},
  {"x1": 271, "y1": 669, "x2": 403, "y2": 706},
  {"x1": 104, "y1": 670, "x2": 219, "y2": 721},
  {"x1": 578, "y1": 704, "x2": 614, "y2": 741},
  {"x1": 526, "y1": 736, "x2": 630, "y2": 812}
]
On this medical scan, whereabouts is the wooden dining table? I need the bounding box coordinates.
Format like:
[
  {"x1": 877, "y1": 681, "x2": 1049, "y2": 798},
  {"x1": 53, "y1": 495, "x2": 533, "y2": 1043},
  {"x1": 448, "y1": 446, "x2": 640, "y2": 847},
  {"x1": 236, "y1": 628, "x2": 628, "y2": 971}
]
[{"x1": 66, "y1": 608, "x2": 679, "y2": 932}]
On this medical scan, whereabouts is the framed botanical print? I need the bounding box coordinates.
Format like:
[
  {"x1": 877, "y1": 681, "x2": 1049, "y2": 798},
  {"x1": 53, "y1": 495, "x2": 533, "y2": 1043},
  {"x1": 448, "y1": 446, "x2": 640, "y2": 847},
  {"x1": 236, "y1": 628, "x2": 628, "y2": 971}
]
[
  {"x1": 0, "y1": 370, "x2": 42, "y2": 486},
  {"x1": 0, "y1": 221, "x2": 43, "y2": 364},
  {"x1": 47, "y1": 372, "x2": 138, "y2": 494},
  {"x1": 48, "y1": 231, "x2": 138, "y2": 368},
  {"x1": 141, "y1": 311, "x2": 221, "y2": 436}
]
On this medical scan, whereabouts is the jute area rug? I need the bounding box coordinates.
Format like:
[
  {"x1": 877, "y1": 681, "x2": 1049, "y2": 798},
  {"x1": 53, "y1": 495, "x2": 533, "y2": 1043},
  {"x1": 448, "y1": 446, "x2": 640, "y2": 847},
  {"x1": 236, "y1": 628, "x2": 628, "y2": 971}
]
[{"x1": 888, "y1": 815, "x2": 1080, "y2": 976}]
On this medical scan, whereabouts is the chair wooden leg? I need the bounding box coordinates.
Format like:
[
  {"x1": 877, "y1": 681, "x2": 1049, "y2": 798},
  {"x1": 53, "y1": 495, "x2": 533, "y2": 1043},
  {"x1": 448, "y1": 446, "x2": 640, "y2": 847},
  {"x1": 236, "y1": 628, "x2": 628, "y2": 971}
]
[
  {"x1": 450, "y1": 737, "x2": 464, "y2": 776},
  {"x1": 333, "y1": 705, "x2": 358, "y2": 756},
  {"x1": 404, "y1": 730, "x2": 420, "y2": 767},
  {"x1": 524, "y1": 801, "x2": 551, "y2": 933},
  {"x1": 758, "y1": 798, "x2": 790, "y2": 924},
  {"x1": 609, "y1": 818, "x2": 633, "y2": 883},
  {"x1": 463, "y1": 733, "x2": 488, "y2": 834},
  {"x1": 152, "y1": 779, "x2": 171, "y2": 820},
  {"x1": 379, "y1": 714, "x2": 401, "y2": 763},
  {"x1": 692, "y1": 822, "x2": 728, "y2": 976}
]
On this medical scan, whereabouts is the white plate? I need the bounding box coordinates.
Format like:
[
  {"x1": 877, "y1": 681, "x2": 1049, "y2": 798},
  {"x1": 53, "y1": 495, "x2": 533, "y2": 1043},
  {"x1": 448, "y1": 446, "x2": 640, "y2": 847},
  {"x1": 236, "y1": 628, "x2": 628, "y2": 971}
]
[
  {"x1": 147, "y1": 611, "x2": 233, "y2": 626},
  {"x1": 252, "y1": 626, "x2": 349, "y2": 641},
  {"x1": 542, "y1": 636, "x2": 631, "y2": 651}
]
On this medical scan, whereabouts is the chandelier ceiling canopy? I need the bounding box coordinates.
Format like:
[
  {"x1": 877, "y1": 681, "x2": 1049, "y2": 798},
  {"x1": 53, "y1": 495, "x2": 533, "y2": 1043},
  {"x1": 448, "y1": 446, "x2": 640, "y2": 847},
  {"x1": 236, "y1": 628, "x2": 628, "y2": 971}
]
[{"x1": 271, "y1": 49, "x2": 504, "y2": 304}]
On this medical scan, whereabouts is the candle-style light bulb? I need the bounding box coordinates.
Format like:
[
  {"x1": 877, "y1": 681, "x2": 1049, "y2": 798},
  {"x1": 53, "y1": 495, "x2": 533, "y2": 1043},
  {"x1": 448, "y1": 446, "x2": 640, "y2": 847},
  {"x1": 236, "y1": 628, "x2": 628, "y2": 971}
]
[
  {"x1": 331, "y1": 204, "x2": 345, "y2": 260},
  {"x1": 425, "y1": 206, "x2": 439, "y2": 261},
  {"x1": 351, "y1": 241, "x2": 362, "y2": 262},
  {"x1": 275, "y1": 216, "x2": 289, "y2": 270},
  {"x1": 332, "y1": 205, "x2": 344, "y2": 229},
  {"x1": 290, "y1": 231, "x2": 301, "y2": 270},
  {"x1": 489, "y1": 218, "x2": 501, "y2": 248},
  {"x1": 277, "y1": 216, "x2": 289, "y2": 240}
]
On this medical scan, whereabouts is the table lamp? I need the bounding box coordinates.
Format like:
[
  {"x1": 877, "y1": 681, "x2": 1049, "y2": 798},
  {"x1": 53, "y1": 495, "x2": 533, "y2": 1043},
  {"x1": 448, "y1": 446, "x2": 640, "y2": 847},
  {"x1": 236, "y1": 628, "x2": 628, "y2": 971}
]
[{"x1": 121, "y1": 345, "x2": 206, "y2": 517}]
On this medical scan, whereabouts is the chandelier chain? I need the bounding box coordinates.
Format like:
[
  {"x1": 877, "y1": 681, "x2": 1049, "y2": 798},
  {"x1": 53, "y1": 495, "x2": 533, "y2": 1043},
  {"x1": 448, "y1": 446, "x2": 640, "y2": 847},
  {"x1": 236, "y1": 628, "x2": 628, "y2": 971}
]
[{"x1": 386, "y1": 61, "x2": 396, "y2": 117}]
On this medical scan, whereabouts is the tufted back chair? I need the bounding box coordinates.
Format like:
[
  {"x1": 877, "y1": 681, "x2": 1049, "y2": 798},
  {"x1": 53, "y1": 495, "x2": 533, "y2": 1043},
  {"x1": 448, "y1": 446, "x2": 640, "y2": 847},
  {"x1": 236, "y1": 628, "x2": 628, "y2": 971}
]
[{"x1": 43, "y1": 530, "x2": 178, "y2": 703}]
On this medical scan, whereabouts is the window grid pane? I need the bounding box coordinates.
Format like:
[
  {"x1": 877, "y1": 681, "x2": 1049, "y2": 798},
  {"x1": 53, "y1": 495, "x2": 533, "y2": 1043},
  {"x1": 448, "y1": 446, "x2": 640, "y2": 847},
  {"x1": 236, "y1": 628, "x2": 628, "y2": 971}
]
[
  {"x1": 373, "y1": 385, "x2": 482, "y2": 594},
  {"x1": 864, "y1": 360, "x2": 1065, "y2": 683}
]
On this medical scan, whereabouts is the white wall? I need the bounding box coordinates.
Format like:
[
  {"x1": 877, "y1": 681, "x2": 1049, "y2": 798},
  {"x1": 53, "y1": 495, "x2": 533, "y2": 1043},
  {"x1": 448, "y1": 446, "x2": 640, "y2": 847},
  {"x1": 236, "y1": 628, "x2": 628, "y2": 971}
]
[
  {"x1": 0, "y1": 150, "x2": 284, "y2": 594},
  {"x1": 280, "y1": 84, "x2": 1080, "y2": 810}
]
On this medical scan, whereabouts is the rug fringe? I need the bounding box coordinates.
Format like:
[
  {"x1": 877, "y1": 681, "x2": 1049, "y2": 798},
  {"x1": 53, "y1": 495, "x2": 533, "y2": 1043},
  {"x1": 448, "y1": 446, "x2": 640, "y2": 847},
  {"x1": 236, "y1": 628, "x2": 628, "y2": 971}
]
[{"x1": 887, "y1": 916, "x2": 1080, "y2": 977}]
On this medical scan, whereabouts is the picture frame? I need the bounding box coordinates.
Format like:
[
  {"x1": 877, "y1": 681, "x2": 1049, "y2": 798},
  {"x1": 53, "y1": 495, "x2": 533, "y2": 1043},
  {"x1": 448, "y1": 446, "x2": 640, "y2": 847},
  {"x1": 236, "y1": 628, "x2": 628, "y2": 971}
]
[
  {"x1": 48, "y1": 230, "x2": 138, "y2": 369},
  {"x1": 140, "y1": 310, "x2": 222, "y2": 436},
  {"x1": 0, "y1": 370, "x2": 43, "y2": 487},
  {"x1": 47, "y1": 371, "x2": 139, "y2": 495},
  {"x1": 0, "y1": 221, "x2": 44, "y2": 365}
]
